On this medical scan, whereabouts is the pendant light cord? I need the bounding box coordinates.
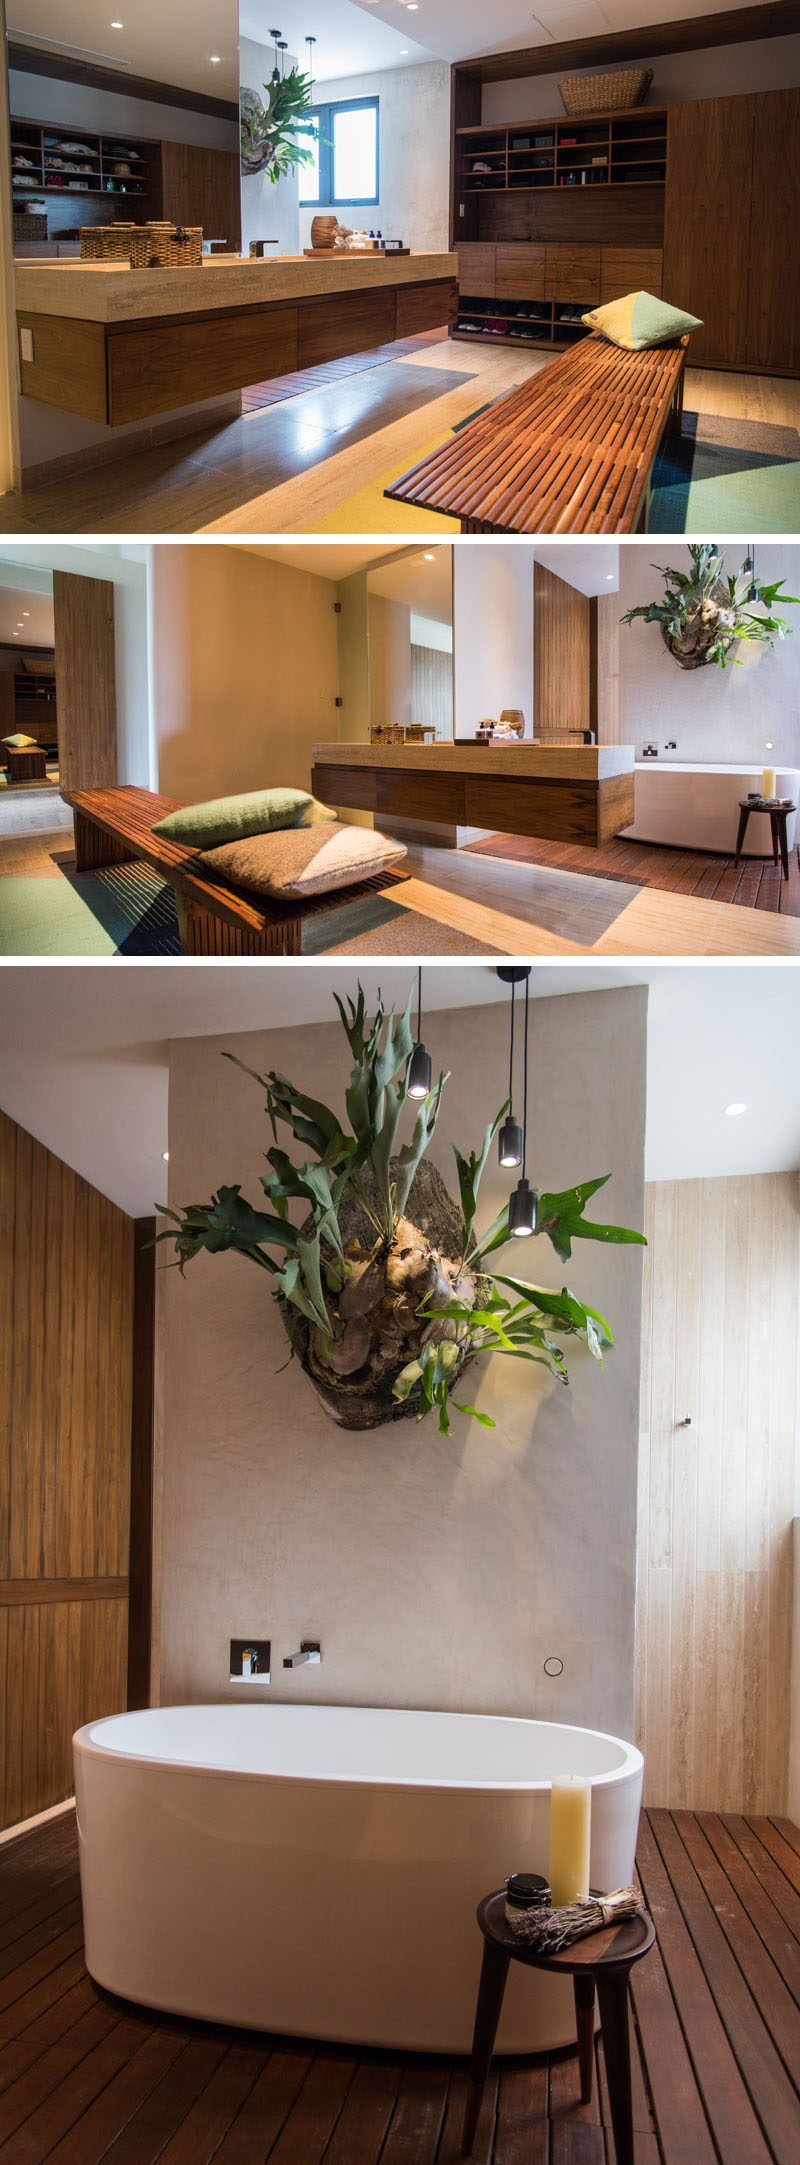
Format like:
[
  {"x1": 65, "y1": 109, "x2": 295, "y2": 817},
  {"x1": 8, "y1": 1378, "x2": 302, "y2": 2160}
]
[
  {"x1": 417, "y1": 965, "x2": 422, "y2": 1044},
  {"x1": 522, "y1": 975, "x2": 529, "y2": 1178},
  {"x1": 508, "y1": 980, "x2": 515, "y2": 1108}
]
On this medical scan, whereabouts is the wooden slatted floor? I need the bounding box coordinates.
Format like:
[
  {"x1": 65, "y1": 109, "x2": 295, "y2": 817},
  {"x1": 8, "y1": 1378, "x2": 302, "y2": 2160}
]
[
  {"x1": 241, "y1": 329, "x2": 443, "y2": 410},
  {"x1": 2, "y1": 1808, "x2": 800, "y2": 2161},
  {"x1": 467, "y1": 831, "x2": 800, "y2": 917}
]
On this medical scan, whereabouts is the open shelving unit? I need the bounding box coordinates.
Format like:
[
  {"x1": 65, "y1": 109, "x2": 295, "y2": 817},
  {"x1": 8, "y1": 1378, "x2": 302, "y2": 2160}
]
[
  {"x1": 10, "y1": 118, "x2": 161, "y2": 230},
  {"x1": 457, "y1": 107, "x2": 667, "y2": 197}
]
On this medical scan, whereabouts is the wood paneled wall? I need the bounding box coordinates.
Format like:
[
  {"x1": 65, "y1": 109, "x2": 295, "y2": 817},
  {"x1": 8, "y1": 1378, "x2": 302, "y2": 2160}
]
[
  {"x1": 534, "y1": 560, "x2": 590, "y2": 737},
  {"x1": 53, "y1": 570, "x2": 117, "y2": 794},
  {"x1": 0, "y1": 1110, "x2": 135, "y2": 1829},
  {"x1": 636, "y1": 1173, "x2": 800, "y2": 1815},
  {"x1": 411, "y1": 642, "x2": 453, "y2": 741}
]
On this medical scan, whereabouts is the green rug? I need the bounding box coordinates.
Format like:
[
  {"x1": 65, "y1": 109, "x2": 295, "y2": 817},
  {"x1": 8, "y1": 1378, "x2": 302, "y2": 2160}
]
[
  {"x1": 651, "y1": 416, "x2": 800, "y2": 533},
  {"x1": 0, "y1": 863, "x2": 180, "y2": 955}
]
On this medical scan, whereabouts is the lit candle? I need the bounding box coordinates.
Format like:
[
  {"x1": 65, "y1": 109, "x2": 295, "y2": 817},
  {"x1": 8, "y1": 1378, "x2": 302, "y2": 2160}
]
[
  {"x1": 548, "y1": 1776, "x2": 591, "y2": 1905},
  {"x1": 762, "y1": 766, "x2": 776, "y2": 799}
]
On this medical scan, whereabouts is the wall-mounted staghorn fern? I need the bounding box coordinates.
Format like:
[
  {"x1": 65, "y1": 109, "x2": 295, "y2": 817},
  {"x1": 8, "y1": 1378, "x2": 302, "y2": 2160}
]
[
  {"x1": 240, "y1": 66, "x2": 316, "y2": 182},
  {"x1": 156, "y1": 987, "x2": 645, "y2": 1433},
  {"x1": 622, "y1": 542, "x2": 798, "y2": 669}
]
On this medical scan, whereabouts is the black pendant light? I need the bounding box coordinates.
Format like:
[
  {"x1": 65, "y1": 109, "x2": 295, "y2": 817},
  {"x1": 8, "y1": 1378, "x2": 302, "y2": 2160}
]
[
  {"x1": 745, "y1": 542, "x2": 758, "y2": 604},
  {"x1": 269, "y1": 26, "x2": 281, "y2": 83},
  {"x1": 497, "y1": 966, "x2": 528, "y2": 1168},
  {"x1": 305, "y1": 33, "x2": 316, "y2": 89},
  {"x1": 407, "y1": 967, "x2": 432, "y2": 1099},
  {"x1": 708, "y1": 541, "x2": 720, "y2": 562},
  {"x1": 507, "y1": 970, "x2": 537, "y2": 1238}
]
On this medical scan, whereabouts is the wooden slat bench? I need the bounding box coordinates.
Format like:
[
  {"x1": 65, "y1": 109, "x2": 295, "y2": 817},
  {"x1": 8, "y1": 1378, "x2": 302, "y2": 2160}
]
[
  {"x1": 62, "y1": 785, "x2": 408, "y2": 956},
  {"x1": 385, "y1": 330, "x2": 688, "y2": 534}
]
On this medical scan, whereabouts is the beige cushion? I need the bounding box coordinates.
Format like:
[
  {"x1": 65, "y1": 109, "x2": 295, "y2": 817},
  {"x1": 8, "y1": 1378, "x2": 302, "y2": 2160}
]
[
  {"x1": 2, "y1": 733, "x2": 37, "y2": 749},
  {"x1": 197, "y1": 822, "x2": 407, "y2": 899}
]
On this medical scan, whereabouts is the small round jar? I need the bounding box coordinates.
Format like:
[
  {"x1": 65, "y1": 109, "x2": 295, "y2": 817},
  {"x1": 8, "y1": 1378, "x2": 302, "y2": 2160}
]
[{"x1": 504, "y1": 1871, "x2": 551, "y2": 1925}]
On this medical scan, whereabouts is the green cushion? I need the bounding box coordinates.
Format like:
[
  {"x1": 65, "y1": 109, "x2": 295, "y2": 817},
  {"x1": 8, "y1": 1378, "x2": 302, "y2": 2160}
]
[
  {"x1": 152, "y1": 787, "x2": 336, "y2": 850},
  {"x1": 581, "y1": 291, "x2": 703, "y2": 350},
  {"x1": 2, "y1": 732, "x2": 37, "y2": 749}
]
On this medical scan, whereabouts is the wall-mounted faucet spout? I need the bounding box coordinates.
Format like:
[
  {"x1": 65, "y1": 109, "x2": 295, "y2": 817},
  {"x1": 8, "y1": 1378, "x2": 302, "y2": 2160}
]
[{"x1": 283, "y1": 1641, "x2": 322, "y2": 1668}]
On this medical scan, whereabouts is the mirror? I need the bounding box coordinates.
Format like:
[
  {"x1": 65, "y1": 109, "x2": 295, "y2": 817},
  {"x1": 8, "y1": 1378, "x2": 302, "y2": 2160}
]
[{"x1": 367, "y1": 547, "x2": 454, "y2": 746}]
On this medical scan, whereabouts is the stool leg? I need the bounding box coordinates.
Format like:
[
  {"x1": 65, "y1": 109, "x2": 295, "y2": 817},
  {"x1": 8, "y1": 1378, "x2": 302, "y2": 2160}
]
[
  {"x1": 769, "y1": 812, "x2": 780, "y2": 868},
  {"x1": 574, "y1": 1972, "x2": 595, "y2": 2105},
  {"x1": 461, "y1": 1940, "x2": 510, "y2": 2155},
  {"x1": 778, "y1": 816, "x2": 790, "y2": 882},
  {"x1": 596, "y1": 1967, "x2": 634, "y2": 2165},
  {"x1": 734, "y1": 806, "x2": 749, "y2": 867}
]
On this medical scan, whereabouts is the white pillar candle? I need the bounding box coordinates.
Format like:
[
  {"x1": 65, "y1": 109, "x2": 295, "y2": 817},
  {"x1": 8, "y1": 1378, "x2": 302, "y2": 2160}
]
[
  {"x1": 762, "y1": 767, "x2": 776, "y2": 799},
  {"x1": 548, "y1": 1776, "x2": 592, "y2": 1906}
]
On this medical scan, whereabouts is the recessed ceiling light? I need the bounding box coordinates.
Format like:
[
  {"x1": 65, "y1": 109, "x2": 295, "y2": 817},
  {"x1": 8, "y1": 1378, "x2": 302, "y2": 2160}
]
[
  {"x1": 12, "y1": 630, "x2": 19, "y2": 636},
  {"x1": 162, "y1": 1149, "x2": 170, "y2": 1161},
  {"x1": 110, "y1": 19, "x2": 123, "y2": 27},
  {"x1": 423, "y1": 551, "x2": 435, "y2": 560},
  {"x1": 725, "y1": 1102, "x2": 747, "y2": 1117},
  {"x1": 209, "y1": 55, "x2": 221, "y2": 64},
  {"x1": 606, "y1": 572, "x2": 614, "y2": 580},
  {"x1": 765, "y1": 740, "x2": 774, "y2": 750},
  {"x1": 22, "y1": 610, "x2": 30, "y2": 617}
]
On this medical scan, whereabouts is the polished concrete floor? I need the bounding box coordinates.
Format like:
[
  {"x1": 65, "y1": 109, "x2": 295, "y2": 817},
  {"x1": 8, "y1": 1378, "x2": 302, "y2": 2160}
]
[{"x1": 1, "y1": 332, "x2": 798, "y2": 537}]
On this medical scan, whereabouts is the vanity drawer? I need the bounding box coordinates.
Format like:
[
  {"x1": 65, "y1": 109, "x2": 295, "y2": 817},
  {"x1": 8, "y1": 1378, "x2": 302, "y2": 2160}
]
[
  {"x1": 312, "y1": 764, "x2": 377, "y2": 812},
  {"x1": 495, "y1": 244, "x2": 546, "y2": 301},
  {"x1": 376, "y1": 770, "x2": 465, "y2": 823},
  {"x1": 396, "y1": 279, "x2": 457, "y2": 336},
  {"x1": 457, "y1": 244, "x2": 496, "y2": 298},
  {"x1": 545, "y1": 244, "x2": 601, "y2": 303},
  {"x1": 600, "y1": 248, "x2": 663, "y2": 302}
]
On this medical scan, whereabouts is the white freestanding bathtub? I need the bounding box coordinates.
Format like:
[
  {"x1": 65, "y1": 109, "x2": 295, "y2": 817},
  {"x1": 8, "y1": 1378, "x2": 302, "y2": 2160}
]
[
  {"x1": 73, "y1": 1704, "x2": 643, "y2": 2054},
  {"x1": 622, "y1": 762, "x2": 799, "y2": 855}
]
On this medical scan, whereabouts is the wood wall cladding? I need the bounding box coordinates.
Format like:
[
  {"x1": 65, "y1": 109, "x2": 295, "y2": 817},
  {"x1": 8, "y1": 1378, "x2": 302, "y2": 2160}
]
[
  {"x1": 534, "y1": 561, "x2": 591, "y2": 737},
  {"x1": 160, "y1": 142, "x2": 241, "y2": 253},
  {"x1": 746, "y1": 89, "x2": 800, "y2": 373},
  {"x1": 589, "y1": 593, "x2": 620, "y2": 746},
  {"x1": 0, "y1": 1110, "x2": 135, "y2": 1830},
  {"x1": 53, "y1": 571, "x2": 117, "y2": 795},
  {"x1": 663, "y1": 95, "x2": 754, "y2": 368},
  {"x1": 478, "y1": 187, "x2": 665, "y2": 249},
  {"x1": 410, "y1": 644, "x2": 452, "y2": 742},
  {"x1": 636, "y1": 1173, "x2": 800, "y2": 1815}
]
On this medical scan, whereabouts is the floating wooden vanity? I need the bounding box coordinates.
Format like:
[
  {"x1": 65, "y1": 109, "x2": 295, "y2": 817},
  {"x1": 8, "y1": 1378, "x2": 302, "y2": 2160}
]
[
  {"x1": 311, "y1": 741, "x2": 636, "y2": 848},
  {"x1": 14, "y1": 251, "x2": 457, "y2": 425}
]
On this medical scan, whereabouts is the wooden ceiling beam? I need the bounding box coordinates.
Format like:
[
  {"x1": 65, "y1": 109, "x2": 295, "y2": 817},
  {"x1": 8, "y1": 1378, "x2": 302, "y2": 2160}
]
[{"x1": 459, "y1": 2, "x2": 800, "y2": 82}]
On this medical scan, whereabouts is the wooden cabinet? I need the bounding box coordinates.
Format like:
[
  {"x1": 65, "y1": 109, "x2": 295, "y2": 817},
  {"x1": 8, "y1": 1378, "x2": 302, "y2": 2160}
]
[
  {"x1": 746, "y1": 90, "x2": 800, "y2": 373},
  {"x1": 396, "y1": 279, "x2": 456, "y2": 337},
  {"x1": 457, "y1": 243, "x2": 495, "y2": 296},
  {"x1": 545, "y1": 244, "x2": 601, "y2": 303},
  {"x1": 600, "y1": 247, "x2": 662, "y2": 302},
  {"x1": 160, "y1": 142, "x2": 241, "y2": 251},
  {"x1": 663, "y1": 95, "x2": 754, "y2": 367},
  {"x1": 496, "y1": 243, "x2": 545, "y2": 301}
]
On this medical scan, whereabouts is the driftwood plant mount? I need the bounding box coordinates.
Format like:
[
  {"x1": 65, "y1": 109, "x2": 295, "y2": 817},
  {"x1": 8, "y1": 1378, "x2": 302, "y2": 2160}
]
[{"x1": 157, "y1": 987, "x2": 645, "y2": 1434}]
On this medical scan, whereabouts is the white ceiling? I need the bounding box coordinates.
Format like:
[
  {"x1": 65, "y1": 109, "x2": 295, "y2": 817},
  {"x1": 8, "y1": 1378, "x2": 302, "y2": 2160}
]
[
  {"x1": 347, "y1": 0, "x2": 772, "y2": 68},
  {"x1": 240, "y1": 2, "x2": 431, "y2": 79},
  {"x1": 239, "y1": 540, "x2": 618, "y2": 595},
  {"x1": 8, "y1": 0, "x2": 240, "y2": 101},
  {"x1": 1, "y1": 962, "x2": 798, "y2": 1217},
  {"x1": 242, "y1": 541, "x2": 406, "y2": 580},
  {"x1": 0, "y1": 585, "x2": 54, "y2": 645}
]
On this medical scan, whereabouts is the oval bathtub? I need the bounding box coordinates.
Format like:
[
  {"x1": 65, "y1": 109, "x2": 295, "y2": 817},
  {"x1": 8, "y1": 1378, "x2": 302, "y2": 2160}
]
[
  {"x1": 621, "y1": 761, "x2": 799, "y2": 855},
  {"x1": 73, "y1": 1703, "x2": 642, "y2": 2054}
]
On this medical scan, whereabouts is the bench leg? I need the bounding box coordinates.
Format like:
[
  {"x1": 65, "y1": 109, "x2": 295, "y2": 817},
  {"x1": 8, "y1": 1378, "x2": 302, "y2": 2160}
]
[
  {"x1": 181, "y1": 897, "x2": 303, "y2": 956},
  {"x1": 461, "y1": 1940, "x2": 510, "y2": 2155},
  {"x1": 73, "y1": 810, "x2": 136, "y2": 874},
  {"x1": 574, "y1": 1972, "x2": 596, "y2": 2105},
  {"x1": 596, "y1": 1969, "x2": 634, "y2": 2165}
]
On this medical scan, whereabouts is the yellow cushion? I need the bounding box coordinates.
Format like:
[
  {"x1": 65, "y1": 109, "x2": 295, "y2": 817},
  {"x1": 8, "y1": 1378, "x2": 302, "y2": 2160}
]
[{"x1": 581, "y1": 291, "x2": 702, "y2": 350}]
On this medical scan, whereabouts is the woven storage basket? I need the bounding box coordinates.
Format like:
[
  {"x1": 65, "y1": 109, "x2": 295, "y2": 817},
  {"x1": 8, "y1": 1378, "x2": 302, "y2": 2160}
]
[
  {"x1": 558, "y1": 68, "x2": 653, "y2": 115},
  {"x1": 81, "y1": 223, "x2": 136, "y2": 260},
  {"x1": 129, "y1": 222, "x2": 203, "y2": 267},
  {"x1": 13, "y1": 211, "x2": 47, "y2": 243}
]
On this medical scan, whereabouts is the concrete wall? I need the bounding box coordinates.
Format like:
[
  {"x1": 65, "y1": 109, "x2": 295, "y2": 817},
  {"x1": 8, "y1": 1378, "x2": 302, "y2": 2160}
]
[
  {"x1": 483, "y1": 33, "x2": 800, "y2": 122},
  {"x1": 239, "y1": 36, "x2": 300, "y2": 258},
  {"x1": 298, "y1": 61, "x2": 450, "y2": 251},
  {"x1": 152, "y1": 543, "x2": 339, "y2": 801},
  {"x1": 453, "y1": 544, "x2": 534, "y2": 738},
  {"x1": 618, "y1": 544, "x2": 800, "y2": 766},
  {"x1": 157, "y1": 983, "x2": 647, "y2": 1743}
]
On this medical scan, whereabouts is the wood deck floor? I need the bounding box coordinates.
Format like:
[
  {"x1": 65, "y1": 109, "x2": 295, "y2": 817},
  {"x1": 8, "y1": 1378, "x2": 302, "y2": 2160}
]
[
  {"x1": 2, "y1": 1808, "x2": 800, "y2": 2162},
  {"x1": 466, "y1": 832, "x2": 800, "y2": 918}
]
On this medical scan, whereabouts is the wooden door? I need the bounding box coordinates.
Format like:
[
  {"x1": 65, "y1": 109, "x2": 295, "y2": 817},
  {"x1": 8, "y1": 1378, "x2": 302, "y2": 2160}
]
[
  {"x1": 53, "y1": 571, "x2": 117, "y2": 793},
  {"x1": 0, "y1": 1112, "x2": 136, "y2": 1829},
  {"x1": 534, "y1": 561, "x2": 591, "y2": 737},
  {"x1": 663, "y1": 95, "x2": 754, "y2": 367},
  {"x1": 746, "y1": 90, "x2": 800, "y2": 373},
  {"x1": 161, "y1": 141, "x2": 241, "y2": 252}
]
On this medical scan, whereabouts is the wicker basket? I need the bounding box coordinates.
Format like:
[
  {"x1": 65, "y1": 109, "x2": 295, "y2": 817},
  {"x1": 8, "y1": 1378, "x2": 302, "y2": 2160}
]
[
  {"x1": 81, "y1": 223, "x2": 137, "y2": 260},
  {"x1": 13, "y1": 211, "x2": 47, "y2": 243},
  {"x1": 80, "y1": 221, "x2": 203, "y2": 266},
  {"x1": 558, "y1": 68, "x2": 653, "y2": 115}
]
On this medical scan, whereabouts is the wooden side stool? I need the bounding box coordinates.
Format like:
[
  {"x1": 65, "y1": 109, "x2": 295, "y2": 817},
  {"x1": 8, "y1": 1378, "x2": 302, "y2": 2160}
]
[
  {"x1": 734, "y1": 797, "x2": 796, "y2": 883},
  {"x1": 462, "y1": 1891, "x2": 655, "y2": 2164},
  {"x1": 7, "y1": 744, "x2": 48, "y2": 783}
]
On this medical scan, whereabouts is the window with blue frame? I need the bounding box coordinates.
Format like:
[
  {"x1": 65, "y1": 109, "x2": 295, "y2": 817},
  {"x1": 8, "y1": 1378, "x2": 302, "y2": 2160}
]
[{"x1": 300, "y1": 97, "x2": 379, "y2": 208}]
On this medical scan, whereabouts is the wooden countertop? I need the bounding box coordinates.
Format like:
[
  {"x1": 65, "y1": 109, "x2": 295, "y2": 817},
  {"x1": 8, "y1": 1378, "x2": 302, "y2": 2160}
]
[
  {"x1": 14, "y1": 251, "x2": 457, "y2": 324},
  {"x1": 313, "y1": 742, "x2": 635, "y2": 781}
]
